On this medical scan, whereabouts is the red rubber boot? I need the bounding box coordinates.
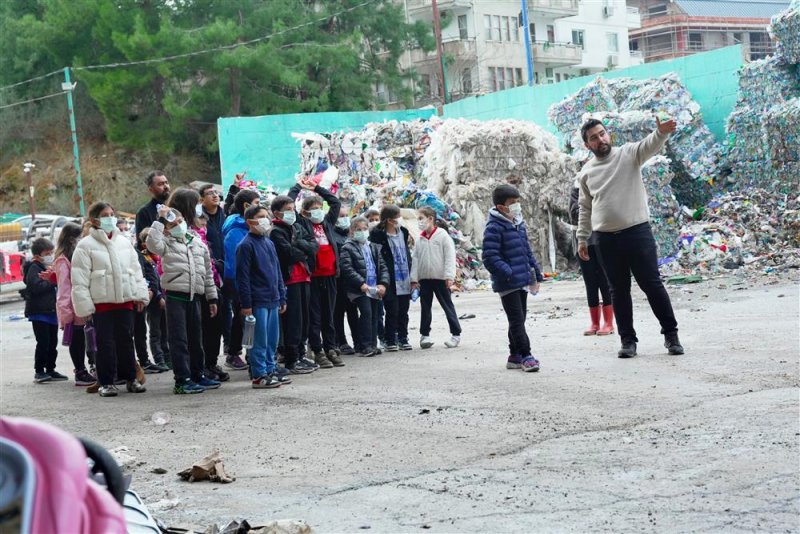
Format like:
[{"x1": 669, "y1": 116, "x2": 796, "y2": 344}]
[
  {"x1": 597, "y1": 304, "x2": 615, "y2": 336},
  {"x1": 584, "y1": 306, "x2": 600, "y2": 336}
]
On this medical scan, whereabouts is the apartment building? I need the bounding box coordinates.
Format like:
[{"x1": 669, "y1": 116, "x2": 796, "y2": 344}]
[
  {"x1": 396, "y1": 0, "x2": 642, "y2": 106},
  {"x1": 628, "y1": 0, "x2": 788, "y2": 63}
]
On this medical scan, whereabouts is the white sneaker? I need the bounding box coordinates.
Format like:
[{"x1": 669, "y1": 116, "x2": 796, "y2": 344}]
[
  {"x1": 420, "y1": 336, "x2": 434, "y2": 349},
  {"x1": 444, "y1": 336, "x2": 461, "y2": 348}
]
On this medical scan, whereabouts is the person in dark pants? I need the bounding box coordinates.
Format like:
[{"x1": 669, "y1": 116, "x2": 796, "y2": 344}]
[
  {"x1": 221, "y1": 189, "x2": 261, "y2": 371},
  {"x1": 569, "y1": 183, "x2": 614, "y2": 336},
  {"x1": 270, "y1": 195, "x2": 319, "y2": 373},
  {"x1": 369, "y1": 205, "x2": 413, "y2": 352},
  {"x1": 331, "y1": 205, "x2": 359, "y2": 354},
  {"x1": 411, "y1": 207, "x2": 461, "y2": 349},
  {"x1": 288, "y1": 179, "x2": 343, "y2": 368},
  {"x1": 338, "y1": 217, "x2": 390, "y2": 357},
  {"x1": 482, "y1": 184, "x2": 545, "y2": 373},
  {"x1": 71, "y1": 202, "x2": 150, "y2": 397},
  {"x1": 137, "y1": 228, "x2": 171, "y2": 370},
  {"x1": 576, "y1": 117, "x2": 683, "y2": 358},
  {"x1": 133, "y1": 241, "x2": 166, "y2": 373},
  {"x1": 22, "y1": 238, "x2": 65, "y2": 384}
]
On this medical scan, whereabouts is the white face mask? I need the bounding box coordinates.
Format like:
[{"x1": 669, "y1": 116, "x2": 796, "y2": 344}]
[
  {"x1": 368, "y1": 221, "x2": 378, "y2": 230},
  {"x1": 99, "y1": 216, "x2": 117, "y2": 233},
  {"x1": 353, "y1": 230, "x2": 369, "y2": 243},
  {"x1": 393, "y1": 218, "x2": 402, "y2": 227},
  {"x1": 508, "y1": 202, "x2": 523, "y2": 218},
  {"x1": 336, "y1": 216, "x2": 350, "y2": 230},
  {"x1": 282, "y1": 211, "x2": 296, "y2": 225},
  {"x1": 170, "y1": 221, "x2": 187, "y2": 238},
  {"x1": 417, "y1": 218, "x2": 431, "y2": 231},
  {"x1": 41, "y1": 255, "x2": 54, "y2": 266},
  {"x1": 257, "y1": 218, "x2": 272, "y2": 234},
  {"x1": 195, "y1": 204, "x2": 203, "y2": 218},
  {"x1": 309, "y1": 209, "x2": 324, "y2": 224}
]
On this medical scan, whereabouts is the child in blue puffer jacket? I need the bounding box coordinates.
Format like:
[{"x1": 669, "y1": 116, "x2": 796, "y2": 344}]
[{"x1": 482, "y1": 184, "x2": 544, "y2": 373}]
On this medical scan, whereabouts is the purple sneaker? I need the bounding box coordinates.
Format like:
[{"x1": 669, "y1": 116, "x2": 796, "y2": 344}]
[
  {"x1": 506, "y1": 354, "x2": 522, "y2": 369},
  {"x1": 225, "y1": 354, "x2": 249, "y2": 371},
  {"x1": 521, "y1": 355, "x2": 540, "y2": 372}
]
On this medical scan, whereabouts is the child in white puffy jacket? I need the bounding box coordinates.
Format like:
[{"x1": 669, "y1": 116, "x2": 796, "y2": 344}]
[{"x1": 146, "y1": 202, "x2": 219, "y2": 395}]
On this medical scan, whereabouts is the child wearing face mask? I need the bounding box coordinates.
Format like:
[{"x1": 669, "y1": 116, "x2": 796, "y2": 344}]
[
  {"x1": 237, "y1": 205, "x2": 289, "y2": 389},
  {"x1": 411, "y1": 207, "x2": 462, "y2": 350},
  {"x1": 147, "y1": 206, "x2": 220, "y2": 394},
  {"x1": 482, "y1": 184, "x2": 544, "y2": 373},
  {"x1": 332, "y1": 206, "x2": 359, "y2": 355},
  {"x1": 288, "y1": 179, "x2": 343, "y2": 369},
  {"x1": 339, "y1": 217, "x2": 390, "y2": 357},
  {"x1": 364, "y1": 208, "x2": 384, "y2": 345},
  {"x1": 22, "y1": 237, "x2": 64, "y2": 384}
]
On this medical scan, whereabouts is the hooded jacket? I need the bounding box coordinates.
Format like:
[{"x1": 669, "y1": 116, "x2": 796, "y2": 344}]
[
  {"x1": 410, "y1": 227, "x2": 456, "y2": 282},
  {"x1": 288, "y1": 184, "x2": 341, "y2": 276},
  {"x1": 222, "y1": 214, "x2": 250, "y2": 280},
  {"x1": 481, "y1": 208, "x2": 544, "y2": 293},
  {"x1": 22, "y1": 260, "x2": 56, "y2": 317},
  {"x1": 145, "y1": 221, "x2": 217, "y2": 302},
  {"x1": 339, "y1": 239, "x2": 391, "y2": 295},
  {"x1": 236, "y1": 232, "x2": 287, "y2": 309},
  {"x1": 71, "y1": 228, "x2": 150, "y2": 318}
]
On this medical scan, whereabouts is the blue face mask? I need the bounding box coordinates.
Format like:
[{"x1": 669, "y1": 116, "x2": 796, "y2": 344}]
[
  {"x1": 99, "y1": 216, "x2": 117, "y2": 233},
  {"x1": 308, "y1": 209, "x2": 324, "y2": 223},
  {"x1": 283, "y1": 211, "x2": 296, "y2": 225},
  {"x1": 336, "y1": 217, "x2": 350, "y2": 230},
  {"x1": 353, "y1": 230, "x2": 369, "y2": 243}
]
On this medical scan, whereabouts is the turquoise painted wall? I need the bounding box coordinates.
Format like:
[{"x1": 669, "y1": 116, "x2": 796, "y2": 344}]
[
  {"x1": 218, "y1": 109, "x2": 436, "y2": 191},
  {"x1": 217, "y1": 46, "x2": 743, "y2": 191},
  {"x1": 442, "y1": 45, "x2": 743, "y2": 141}
]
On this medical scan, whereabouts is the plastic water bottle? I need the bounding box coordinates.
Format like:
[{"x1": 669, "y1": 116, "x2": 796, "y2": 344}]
[
  {"x1": 242, "y1": 315, "x2": 256, "y2": 349},
  {"x1": 151, "y1": 412, "x2": 171, "y2": 426},
  {"x1": 157, "y1": 204, "x2": 176, "y2": 222},
  {"x1": 62, "y1": 322, "x2": 73, "y2": 346},
  {"x1": 411, "y1": 287, "x2": 420, "y2": 302},
  {"x1": 84, "y1": 322, "x2": 97, "y2": 355}
]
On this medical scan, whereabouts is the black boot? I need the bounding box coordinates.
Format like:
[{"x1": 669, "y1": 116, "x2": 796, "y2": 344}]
[
  {"x1": 664, "y1": 332, "x2": 684, "y2": 355},
  {"x1": 617, "y1": 340, "x2": 637, "y2": 359}
]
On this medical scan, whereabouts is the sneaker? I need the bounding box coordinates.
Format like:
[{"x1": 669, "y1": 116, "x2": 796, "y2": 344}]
[
  {"x1": 444, "y1": 336, "x2": 461, "y2": 349},
  {"x1": 126, "y1": 380, "x2": 147, "y2": 393},
  {"x1": 252, "y1": 374, "x2": 281, "y2": 389},
  {"x1": 272, "y1": 368, "x2": 293, "y2": 385},
  {"x1": 378, "y1": 337, "x2": 386, "y2": 350},
  {"x1": 506, "y1": 355, "x2": 522, "y2": 370},
  {"x1": 618, "y1": 340, "x2": 637, "y2": 359},
  {"x1": 88, "y1": 365, "x2": 97, "y2": 378},
  {"x1": 225, "y1": 354, "x2": 248, "y2": 370},
  {"x1": 664, "y1": 332, "x2": 684, "y2": 355},
  {"x1": 86, "y1": 382, "x2": 100, "y2": 394},
  {"x1": 152, "y1": 360, "x2": 170, "y2": 373},
  {"x1": 300, "y1": 356, "x2": 320, "y2": 370},
  {"x1": 142, "y1": 361, "x2": 162, "y2": 374},
  {"x1": 420, "y1": 336, "x2": 434, "y2": 349},
  {"x1": 98, "y1": 385, "x2": 118, "y2": 397},
  {"x1": 384, "y1": 343, "x2": 399, "y2": 352},
  {"x1": 74, "y1": 369, "x2": 95, "y2": 386},
  {"x1": 521, "y1": 355, "x2": 540, "y2": 372},
  {"x1": 197, "y1": 376, "x2": 221, "y2": 390},
  {"x1": 314, "y1": 350, "x2": 334, "y2": 369},
  {"x1": 277, "y1": 351, "x2": 285, "y2": 365},
  {"x1": 359, "y1": 347, "x2": 377, "y2": 357},
  {"x1": 34, "y1": 373, "x2": 51, "y2": 384},
  {"x1": 47, "y1": 370, "x2": 69, "y2": 381},
  {"x1": 210, "y1": 365, "x2": 230, "y2": 382},
  {"x1": 327, "y1": 349, "x2": 345, "y2": 367},
  {"x1": 399, "y1": 340, "x2": 413, "y2": 351},
  {"x1": 174, "y1": 379, "x2": 205, "y2": 394},
  {"x1": 287, "y1": 365, "x2": 314, "y2": 375},
  {"x1": 339, "y1": 344, "x2": 356, "y2": 355}
]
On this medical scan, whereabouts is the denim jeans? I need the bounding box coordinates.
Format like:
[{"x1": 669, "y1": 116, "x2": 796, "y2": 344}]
[
  {"x1": 596, "y1": 222, "x2": 678, "y2": 343},
  {"x1": 251, "y1": 306, "x2": 281, "y2": 378}
]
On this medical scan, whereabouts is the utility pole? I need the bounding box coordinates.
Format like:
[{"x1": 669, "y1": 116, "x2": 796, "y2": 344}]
[
  {"x1": 431, "y1": 0, "x2": 448, "y2": 109},
  {"x1": 63, "y1": 67, "x2": 86, "y2": 217},
  {"x1": 521, "y1": 0, "x2": 536, "y2": 86},
  {"x1": 23, "y1": 163, "x2": 36, "y2": 222}
]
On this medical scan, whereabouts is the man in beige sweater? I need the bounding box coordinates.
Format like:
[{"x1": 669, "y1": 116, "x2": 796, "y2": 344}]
[{"x1": 576, "y1": 117, "x2": 684, "y2": 358}]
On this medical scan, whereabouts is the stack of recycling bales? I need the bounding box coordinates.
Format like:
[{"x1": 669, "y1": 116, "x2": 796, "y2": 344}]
[
  {"x1": 769, "y1": 0, "x2": 800, "y2": 64},
  {"x1": 548, "y1": 73, "x2": 722, "y2": 208}
]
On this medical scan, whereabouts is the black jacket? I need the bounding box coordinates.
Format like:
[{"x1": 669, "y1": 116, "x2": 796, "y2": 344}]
[
  {"x1": 22, "y1": 260, "x2": 56, "y2": 317},
  {"x1": 369, "y1": 225, "x2": 413, "y2": 291},
  {"x1": 288, "y1": 184, "x2": 342, "y2": 276},
  {"x1": 269, "y1": 219, "x2": 318, "y2": 282},
  {"x1": 135, "y1": 198, "x2": 160, "y2": 247},
  {"x1": 339, "y1": 239, "x2": 390, "y2": 295},
  {"x1": 138, "y1": 250, "x2": 162, "y2": 302},
  {"x1": 203, "y1": 206, "x2": 227, "y2": 263}
]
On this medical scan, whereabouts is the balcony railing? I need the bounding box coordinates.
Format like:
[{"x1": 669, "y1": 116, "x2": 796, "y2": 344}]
[
  {"x1": 528, "y1": 0, "x2": 580, "y2": 17},
  {"x1": 626, "y1": 6, "x2": 641, "y2": 29},
  {"x1": 531, "y1": 40, "x2": 583, "y2": 66},
  {"x1": 409, "y1": 38, "x2": 478, "y2": 64}
]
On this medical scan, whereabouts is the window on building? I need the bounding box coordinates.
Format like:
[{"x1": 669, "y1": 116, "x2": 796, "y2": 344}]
[
  {"x1": 688, "y1": 32, "x2": 703, "y2": 51},
  {"x1": 572, "y1": 29, "x2": 585, "y2": 49},
  {"x1": 458, "y1": 15, "x2": 469, "y2": 40},
  {"x1": 493, "y1": 15, "x2": 502, "y2": 41},
  {"x1": 529, "y1": 23, "x2": 536, "y2": 42},
  {"x1": 732, "y1": 32, "x2": 742, "y2": 44},
  {"x1": 607, "y1": 32, "x2": 619, "y2": 53},
  {"x1": 489, "y1": 67, "x2": 497, "y2": 90},
  {"x1": 547, "y1": 25, "x2": 555, "y2": 43},
  {"x1": 545, "y1": 67, "x2": 554, "y2": 83},
  {"x1": 556, "y1": 73, "x2": 561, "y2": 82},
  {"x1": 505, "y1": 67, "x2": 513, "y2": 87},
  {"x1": 503, "y1": 16, "x2": 511, "y2": 41},
  {"x1": 535, "y1": 71, "x2": 540, "y2": 84},
  {"x1": 513, "y1": 21, "x2": 520, "y2": 41},
  {"x1": 462, "y1": 68, "x2": 473, "y2": 93},
  {"x1": 647, "y1": 4, "x2": 667, "y2": 17},
  {"x1": 497, "y1": 66, "x2": 506, "y2": 90},
  {"x1": 515, "y1": 67, "x2": 524, "y2": 86},
  {"x1": 484, "y1": 15, "x2": 492, "y2": 40},
  {"x1": 579, "y1": 68, "x2": 590, "y2": 76}
]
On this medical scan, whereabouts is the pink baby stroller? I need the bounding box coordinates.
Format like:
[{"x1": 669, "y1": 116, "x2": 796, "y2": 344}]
[{"x1": 0, "y1": 417, "x2": 137, "y2": 533}]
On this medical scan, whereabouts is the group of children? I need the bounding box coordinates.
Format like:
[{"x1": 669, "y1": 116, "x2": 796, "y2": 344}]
[{"x1": 22, "y1": 177, "x2": 545, "y2": 396}]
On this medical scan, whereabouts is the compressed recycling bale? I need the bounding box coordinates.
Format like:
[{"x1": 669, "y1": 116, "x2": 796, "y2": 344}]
[
  {"x1": 735, "y1": 55, "x2": 800, "y2": 111},
  {"x1": 770, "y1": 5, "x2": 800, "y2": 64},
  {"x1": 548, "y1": 77, "x2": 617, "y2": 136},
  {"x1": 763, "y1": 98, "x2": 800, "y2": 164}
]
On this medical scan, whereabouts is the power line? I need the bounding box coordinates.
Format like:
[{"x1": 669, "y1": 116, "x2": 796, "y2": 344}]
[
  {"x1": 74, "y1": 0, "x2": 380, "y2": 72},
  {"x1": 0, "y1": 69, "x2": 64, "y2": 93},
  {"x1": 0, "y1": 90, "x2": 68, "y2": 111}
]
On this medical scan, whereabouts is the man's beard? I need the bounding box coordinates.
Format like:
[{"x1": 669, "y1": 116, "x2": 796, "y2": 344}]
[
  {"x1": 157, "y1": 190, "x2": 170, "y2": 202},
  {"x1": 591, "y1": 143, "x2": 612, "y2": 158}
]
